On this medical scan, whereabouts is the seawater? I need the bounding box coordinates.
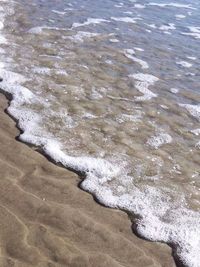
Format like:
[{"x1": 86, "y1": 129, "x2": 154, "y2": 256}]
[{"x1": 0, "y1": 0, "x2": 200, "y2": 266}]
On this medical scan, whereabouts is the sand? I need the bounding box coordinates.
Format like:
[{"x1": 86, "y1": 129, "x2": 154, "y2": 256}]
[{"x1": 0, "y1": 94, "x2": 176, "y2": 267}]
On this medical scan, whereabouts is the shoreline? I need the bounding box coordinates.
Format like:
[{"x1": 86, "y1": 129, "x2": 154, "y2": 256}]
[{"x1": 0, "y1": 93, "x2": 176, "y2": 266}]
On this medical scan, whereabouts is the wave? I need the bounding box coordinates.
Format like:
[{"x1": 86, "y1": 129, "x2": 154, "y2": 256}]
[{"x1": 0, "y1": 1, "x2": 200, "y2": 267}]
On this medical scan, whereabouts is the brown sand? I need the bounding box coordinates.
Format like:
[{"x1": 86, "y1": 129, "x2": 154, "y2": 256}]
[{"x1": 0, "y1": 94, "x2": 176, "y2": 267}]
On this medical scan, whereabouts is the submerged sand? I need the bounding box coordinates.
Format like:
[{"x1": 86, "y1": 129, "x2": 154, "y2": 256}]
[{"x1": 0, "y1": 94, "x2": 176, "y2": 267}]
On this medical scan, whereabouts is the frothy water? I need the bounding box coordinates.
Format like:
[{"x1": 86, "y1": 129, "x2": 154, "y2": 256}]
[{"x1": 0, "y1": 0, "x2": 200, "y2": 266}]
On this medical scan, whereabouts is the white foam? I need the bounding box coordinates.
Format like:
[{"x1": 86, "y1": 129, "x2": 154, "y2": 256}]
[
  {"x1": 33, "y1": 67, "x2": 51, "y2": 75},
  {"x1": 114, "y1": 4, "x2": 123, "y2": 8},
  {"x1": 116, "y1": 111, "x2": 143, "y2": 124},
  {"x1": 52, "y1": 9, "x2": 66, "y2": 15},
  {"x1": 191, "y1": 129, "x2": 200, "y2": 136},
  {"x1": 148, "y1": 2, "x2": 196, "y2": 10},
  {"x1": 148, "y1": 23, "x2": 157, "y2": 29},
  {"x1": 90, "y1": 87, "x2": 103, "y2": 100},
  {"x1": 195, "y1": 141, "x2": 200, "y2": 149},
  {"x1": 175, "y1": 14, "x2": 186, "y2": 19},
  {"x1": 72, "y1": 18, "x2": 109, "y2": 28},
  {"x1": 0, "y1": 35, "x2": 7, "y2": 44},
  {"x1": 134, "y1": 47, "x2": 144, "y2": 52},
  {"x1": 0, "y1": 47, "x2": 5, "y2": 54},
  {"x1": 55, "y1": 69, "x2": 68, "y2": 76},
  {"x1": 159, "y1": 23, "x2": 176, "y2": 31},
  {"x1": 82, "y1": 112, "x2": 97, "y2": 119},
  {"x1": 69, "y1": 31, "x2": 99, "y2": 42},
  {"x1": 134, "y1": 4, "x2": 145, "y2": 9},
  {"x1": 0, "y1": 21, "x2": 4, "y2": 30},
  {"x1": 64, "y1": 7, "x2": 74, "y2": 11},
  {"x1": 176, "y1": 61, "x2": 192, "y2": 68},
  {"x1": 1, "y1": 63, "x2": 200, "y2": 267},
  {"x1": 1, "y1": 2, "x2": 200, "y2": 267},
  {"x1": 28, "y1": 26, "x2": 44, "y2": 34},
  {"x1": 147, "y1": 133, "x2": 172, "y2": 149},
  {"x1": 124, "y1": 49, "x2": 149, "y2": 69},
  {"x1": 160, "y1": 104, "x2": 169, "y2": 110},
  {"x1": 181, "y1": 26, "x2": 200, "y2": 39},
  {"x1": 109, "y1": 38, "x2": 119, "y2": 43},
  {"x1": 123, "y1": 11, "x2": 133, "y2": 15},
  {"x1": 111, "y1": 17, "x2": 141, "y2": 23},
  {"x1": 105, "y1": 59, "x2": 113, "y2": 65},
  {"x1": 179, "y1": 104, "x2": 200, "y2": 121},
  {"x1": 145, "y1": 29, "x2": 152, "y2": 33},
  {"x1": 28, "y1": 26, "x2": 67, "y2": 34},
  {"x1": 130, "y1": 73, "x2": 158, "y2": 101},
  {"x1": 186, "y1": 56, "x2": 196, "y2": 60},
  {"x1": 170, "y1": 88, "x2": 179, "y2": 94}
]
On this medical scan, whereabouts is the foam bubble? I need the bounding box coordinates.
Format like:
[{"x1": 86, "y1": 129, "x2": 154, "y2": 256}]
[
  {"x1": 175, "y1": 14, "x2": 186, "y2": 19},
  {"x1": 69, "y1": 31, "x2": 99, "y2": 42},
  {"x1": 195, "y1": 141, "x2": 200, "y2": 149},
  {"x1": 52, "y1": 10, "x2": 66, "y2": 15},
  {"x1": 33, "y1": 67, "x2": 51, "y2": 75},
  {"x1": 176, "y1": 61, "x2": 192, "y2": 68},
  {"x1": 147, "y1": 133, "x2": 172, "y2": 149},
  {"x1": 0, "y1": 21, "x2": 4, "y2": 30},
  {"x1": 123, "y1": 11, "x2": 133, "y2": 15},
  {"x1": 134, "y1": 47, "x2": 144, "y2": 52},
  {"x1": 28, "y1": 26, "x2": 44, "y2": 34},
  {"x1": 186, "y1": 56, "x2": 196, "y2": 60},
  {"x1": 148, "y1": 23, "x2": 157, "y2": 29},
  {"x1": 191, "y1": 129, "x2": 200, "y2": 136},
  {"x1": 181, "y1": 26, "x2": 200, "y2": 39},
  {"x1": 148, "y1": 2, "x2": 196, "y2": 10},
  {"x1": 0, "y1": 47, "x2": 5, "y2": 54},
  {"x1": 134, "y1": 4, "x2": 145, "y2": 9},
  {"x1": 28, "y1": 26, "x2": 67, "y2": 34},
  {"x1": 179, "y1": 104, "x2": 200, "y2": 121},
  {"x1": 170, "y1": 88, "x2": 179, "y2": 94},
  {"x1": 116, "y1": 111, "x2": 143, "y2": 124},
  {"x1": 72, "y1": 18, "x2": 109, "y2": 28},
  {"x1": 0, "y1": 35, "x2": 7, "y2": 44},
  {"x1": 111, "y1": 17, "x2": 141, "y2": 23},
  {"x1": 124, "y1": 49, "x2": 149, "y2": 69},
  {"x1": 114, "y1": 4, "x2": 123, "y2": 8},
  {"x1": 130, "y1": 73, "x2": 158, "y2": 101},
  {"x1": 159, "y1": 23, "x2": 176, "y2": 31},
  {"x1": 109, "y1": 38, "x2": 119, "y2": 43}
]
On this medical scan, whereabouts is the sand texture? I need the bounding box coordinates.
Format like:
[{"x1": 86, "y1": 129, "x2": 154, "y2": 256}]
[{"x1": 0, "y1": 94, "x2": 176, "y2": 267}]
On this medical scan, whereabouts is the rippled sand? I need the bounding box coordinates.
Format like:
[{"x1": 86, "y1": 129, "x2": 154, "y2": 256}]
[{"x1": 0, "y1": 94, "x2": 176, "y2": 267}]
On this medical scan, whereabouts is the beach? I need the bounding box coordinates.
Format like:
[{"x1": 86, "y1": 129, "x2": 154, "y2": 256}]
[
  {"x1": 0, "y1": 0, "x2": 200, "y2": 266},
  {"x1": 0, "y1": 94, "x2": 176, "y2": 266}
]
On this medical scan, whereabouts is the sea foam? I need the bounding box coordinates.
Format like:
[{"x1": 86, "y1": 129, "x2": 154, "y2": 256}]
[
  {"x1": 72, "y1": 18, "x2": 109, "y2": 28},
  {"x1": 148, "y1": 2, "x2": 196, "y2": 10},
  {"x1": 176, "y1": 61, "x2": 192, "y2": 68},
  {"x1": 180, "y1": 104, "x2": 200, "y2": 121},
  {"x1": 0, "y1": 1, "x2": 200, "y2": 267},
  {"x1": 124, "y1": 49, "x2": 149, "y2": 69},
  {"x1": 181, "y1": 26, "x2": 200, "y2": 39},
  {"x1": 147, "y1": 133, "x2": 172, "y2": 149},
  {"x1": 111, "y1": 17, "x2": 141, "y2": 23},
  {"x1": 1, "y1": 59, "x2": 200, "y2": 267},
  {"x1": 130, "y1": 73, "x2": 158, "y2": 101}
]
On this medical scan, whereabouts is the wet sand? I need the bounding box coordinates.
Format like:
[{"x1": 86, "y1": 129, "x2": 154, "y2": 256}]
[{"x1": 0, "y1": 94, "x2": 176, "y2": 267}]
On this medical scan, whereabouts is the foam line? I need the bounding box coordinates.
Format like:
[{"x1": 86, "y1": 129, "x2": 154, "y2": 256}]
[{"x1": 0, "y1": 2, "x2": 200, "y2": 267}]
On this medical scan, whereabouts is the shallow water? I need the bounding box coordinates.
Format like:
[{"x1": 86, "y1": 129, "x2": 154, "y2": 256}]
[{"x1": 0, "y1": 0, "x2": 200, "y2": 266}]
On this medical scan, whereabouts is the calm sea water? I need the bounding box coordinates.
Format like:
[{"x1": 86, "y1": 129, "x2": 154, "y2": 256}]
[{"x1": 0, "y1": 0, "x2": 200, "y2": 266}]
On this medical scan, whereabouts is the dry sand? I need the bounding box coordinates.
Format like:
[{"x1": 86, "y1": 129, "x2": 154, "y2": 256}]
[{"x1": 0, "y1": 94, "x2": 176, "y2": 267}]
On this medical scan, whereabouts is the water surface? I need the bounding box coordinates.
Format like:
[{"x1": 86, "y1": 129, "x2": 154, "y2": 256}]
[{"x1": 0, "y1": 0, "x2": 200, "y2": 266}]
